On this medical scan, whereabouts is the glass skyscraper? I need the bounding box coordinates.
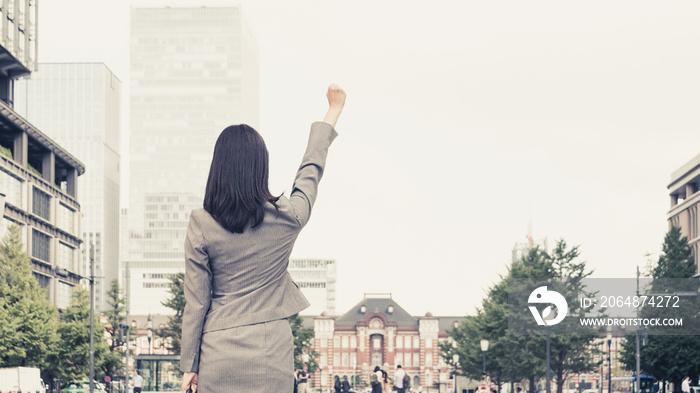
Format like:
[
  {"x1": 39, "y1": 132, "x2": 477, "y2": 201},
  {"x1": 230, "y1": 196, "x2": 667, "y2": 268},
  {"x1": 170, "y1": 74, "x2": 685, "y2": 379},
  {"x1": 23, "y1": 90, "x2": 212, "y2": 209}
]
[
  {"x1": 126, "y1": 5, "x2": 259, "y2": 315},
  {"x1": 15, "y1": 62, "x2": 122, "y2": 311}
]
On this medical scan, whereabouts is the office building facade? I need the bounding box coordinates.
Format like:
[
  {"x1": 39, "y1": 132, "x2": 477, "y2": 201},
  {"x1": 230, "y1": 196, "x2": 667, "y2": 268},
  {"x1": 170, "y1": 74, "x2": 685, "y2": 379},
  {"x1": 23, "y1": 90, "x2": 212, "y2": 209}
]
[
  {"x1": 668, "y1": 153, "x2": 700, "y2": 276},
  {"x1": 14, "y1": 62, "x2": 121, "y2": 311},
  {"x1": 0, "y1": 0, "x2": 85, "y2": 309},
  {"x1": 289, "y1": 258, "x2": 337, "y2": 315},
  {"x1": 125, "y1": 5, "x2": 260, "y2": 313}
]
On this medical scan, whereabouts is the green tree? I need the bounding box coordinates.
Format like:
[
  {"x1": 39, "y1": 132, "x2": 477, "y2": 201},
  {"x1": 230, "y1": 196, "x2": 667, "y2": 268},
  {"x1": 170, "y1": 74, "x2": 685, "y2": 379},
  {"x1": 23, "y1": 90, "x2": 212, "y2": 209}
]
[
  {"x1": 54, "y1": 287, "x2": 109, "y2": 382},
  {"x1": 443, "y1": 247, "x2": 551, "y2": 393},
  {"x1": 103, "y1": 279, "x2": 126, "y2": 351},
  {"x1": 444, "y1": 241, "x2": 601, "y2": 393},
  {"x1": 653, "y1": 227, "x2": 696, "y2": 280},
  {"x1": 546, "y1": 241, "x2": 601, "y2": 393},
  {"x1": 619, "y1": 227, "x2": 700, "y2": 392},
  {"x1": 101, "y1": 279, "x2": 127, "y2": 379},
  {"x1": 0, "y1": 224, "x2": 59, "y2": 369},
  {"x1": 156, "y1": 272, "x2": 185, "y2": 353},
  {"x1": 289, "y1": 313, "x2": 320, "y2": 373}
]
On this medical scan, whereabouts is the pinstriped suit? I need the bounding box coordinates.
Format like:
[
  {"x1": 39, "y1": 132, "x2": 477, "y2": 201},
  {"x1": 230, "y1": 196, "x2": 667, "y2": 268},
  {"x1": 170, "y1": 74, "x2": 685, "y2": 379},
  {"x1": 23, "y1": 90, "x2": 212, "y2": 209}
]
[{"x1": 180, "y1": 122, "x2": 338, "y2": 392}]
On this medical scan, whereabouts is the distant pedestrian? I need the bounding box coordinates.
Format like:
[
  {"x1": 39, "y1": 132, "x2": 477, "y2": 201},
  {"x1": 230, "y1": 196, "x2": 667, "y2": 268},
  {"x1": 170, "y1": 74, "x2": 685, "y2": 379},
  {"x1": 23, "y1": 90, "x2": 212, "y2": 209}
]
[
  {"x1": 372, "y1": 366, "x2": 383, "y2": 393},
  {"x1": 335, "y1": 375, "x2": 342, "y2": 393},
  {"x1": 294, "y1": 369, "x2": 299, "y2": 393},
  {"x1": 342, "y1": 376, "x2": 351, "y2": 393},
  {"x1": 682, "y1": 376, "x2": 691, "y2": 393},
  {"x1": 394, "y1": 365, "x2": 407, "y2": 393},
  {"x1": 651, "y1": 380, "x2": 659, "y2": 393},
  {"x1": 298, "y1": 365, "x2": 310, "y2": 393},
  {"x1": 382, "y1": 370, "x2": 390, "y2": 393},
  {"x1": 133, "y1": 371, "x2": 143, "y2": 393}
]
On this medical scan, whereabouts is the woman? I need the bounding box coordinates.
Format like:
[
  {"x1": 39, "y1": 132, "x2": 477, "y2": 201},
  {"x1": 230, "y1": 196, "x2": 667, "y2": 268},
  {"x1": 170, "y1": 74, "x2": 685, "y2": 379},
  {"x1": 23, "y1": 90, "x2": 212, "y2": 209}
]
[
  {"x1": 372, "y1": 366, "x2": 383, "y2": 393},
  {"x1": 381, "y1": 370, "x2": 390, "y2": 393},
  {"x1": 180, "y1": 84, "x2": 346, "y2": 393}
]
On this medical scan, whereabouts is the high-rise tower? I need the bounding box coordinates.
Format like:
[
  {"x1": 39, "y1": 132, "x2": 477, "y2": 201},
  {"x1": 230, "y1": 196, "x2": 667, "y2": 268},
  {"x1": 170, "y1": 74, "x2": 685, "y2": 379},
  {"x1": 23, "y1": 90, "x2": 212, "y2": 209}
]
[{"x1": 126, "y1": 5, "x2": 259, "y2": 314}]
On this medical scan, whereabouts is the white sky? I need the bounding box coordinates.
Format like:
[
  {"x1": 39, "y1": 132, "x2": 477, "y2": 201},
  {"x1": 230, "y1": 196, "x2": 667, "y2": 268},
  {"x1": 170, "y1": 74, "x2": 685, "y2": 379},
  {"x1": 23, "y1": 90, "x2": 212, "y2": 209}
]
[{"x1": 39, "y1": 1, "x2": 700, "y2": 316}]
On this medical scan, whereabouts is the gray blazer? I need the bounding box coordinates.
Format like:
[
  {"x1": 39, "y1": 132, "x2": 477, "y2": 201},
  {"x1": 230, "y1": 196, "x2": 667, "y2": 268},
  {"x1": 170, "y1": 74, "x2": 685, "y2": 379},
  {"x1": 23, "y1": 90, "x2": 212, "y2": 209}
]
[{"x1": 180, "y1": 121, "x2": 338, "y2": 373}]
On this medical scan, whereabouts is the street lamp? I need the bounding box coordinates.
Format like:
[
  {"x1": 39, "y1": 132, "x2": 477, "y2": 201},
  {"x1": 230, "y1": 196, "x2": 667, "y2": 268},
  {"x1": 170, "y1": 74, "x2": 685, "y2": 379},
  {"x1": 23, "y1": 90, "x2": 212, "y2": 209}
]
[
  {"x1": 607, "y1": 327, "x2": 612, "y2": 393},
  {"x1": 453, "y1": 354, "x2": 460, "y2": 393},
  {"x1": 480, "y1": 340, "x2": 489, "y2": 375},
  {"x1": 147, "y1": 314, "x2": 153, "y2": 355},
  {"x1": 546, "y1": 326, "x2": 551, "y2": 393},
  {"x1": 89, "y1": 243, "x2": 95, "y2": 393}
]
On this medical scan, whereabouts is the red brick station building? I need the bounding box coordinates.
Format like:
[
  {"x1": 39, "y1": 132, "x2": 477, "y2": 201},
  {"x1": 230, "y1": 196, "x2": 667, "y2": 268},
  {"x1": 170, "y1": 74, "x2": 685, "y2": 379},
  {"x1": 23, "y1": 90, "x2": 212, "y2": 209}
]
[{"x1": 303, "y1": 293, "x2": 466, "y2": 391}]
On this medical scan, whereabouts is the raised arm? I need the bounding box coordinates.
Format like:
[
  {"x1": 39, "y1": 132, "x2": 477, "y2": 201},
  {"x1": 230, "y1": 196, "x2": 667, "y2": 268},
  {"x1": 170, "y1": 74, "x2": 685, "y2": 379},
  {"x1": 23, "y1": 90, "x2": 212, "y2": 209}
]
[
  {"x1": 322, "y1": 84, "x2": 346, "y2": 128},
  {"x1": 288, "y1": 84, "x2": 345, "y2": 227}
]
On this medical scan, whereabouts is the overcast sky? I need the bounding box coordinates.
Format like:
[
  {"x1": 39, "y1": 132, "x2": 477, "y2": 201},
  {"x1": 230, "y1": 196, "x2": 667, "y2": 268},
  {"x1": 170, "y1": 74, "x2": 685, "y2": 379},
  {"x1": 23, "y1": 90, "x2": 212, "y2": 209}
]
[{"x1": 39, "y1": 1, "x2": 700, "y2": 316}]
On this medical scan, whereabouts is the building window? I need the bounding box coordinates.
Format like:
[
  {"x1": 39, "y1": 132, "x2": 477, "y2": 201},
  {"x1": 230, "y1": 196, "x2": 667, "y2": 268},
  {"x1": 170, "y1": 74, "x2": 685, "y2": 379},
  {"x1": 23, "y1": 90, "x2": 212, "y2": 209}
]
[
  {"x1": 426, "y1": 352, "x2": 432, "y2": 367},
  {"x1": 56, "y1": 282, "x2": 73, "y2": 309},
  {"x1": 143, "y1": 282, "x2": 173, "y2": 289},
  {"x1": 32, "y1": 187, "x2": 50, "y2": 221},
  {"x1": 33, "y1": 272, "x2": 50, "y2": 300},
  {"x1": 404, "y1": 336, "x2": 411, "y2": 349},
  {"x1": 413, "y1": 336, "x2": 420, "y2": 348},
  {"x1": 351, "y1": 353, "x2": 357, "y2": 368},
  {"x1": 0, "y1": 169, "x2": 23, "y2": 208},
  {"x1": 341, "y1": 336, "x2": 348, "y2": 348},
  {"x1": 373, "y1": 337, "x2": 381, "y2": 350},
  {"x1": 342, "y1": 353, "x2": 348, "y2": 366},
  {"x1": 57, "y1": 242, "x2": 74, "y2": 271},
  {"x1": 413, "y1": 353, "x2": 420, "y2": 367},
  {"x1": 32, "y1": 229, "x2": 50, "y2": 262},
  {"x1": 321, "y1": 353, "x2": 327, "y2": 366},
  {"x1": 404, "y1": 353, "x2": 412, "y2": 367},
  {"x1": 350, "y1": 336, "x2": 357, "y2": 348},
  {"x1": 396, "y1": 353, "x2": 403, "y2": 367},
  {"x1": 333, "y1": 353, "x2": 340, "y2": 365},
  {"x1": 57, "y1": 203, "x2": 75, "y2": 234},
  {"x1": 334, "y1": 337, "x2": 340, "y2": 348},
  {"x1": 396, "y1": 336, "x2": 403, "y2": 349}
]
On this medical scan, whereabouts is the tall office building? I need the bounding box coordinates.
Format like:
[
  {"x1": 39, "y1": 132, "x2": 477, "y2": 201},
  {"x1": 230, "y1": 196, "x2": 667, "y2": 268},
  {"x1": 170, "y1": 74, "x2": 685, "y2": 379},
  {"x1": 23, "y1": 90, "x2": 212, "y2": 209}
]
[
  {"x1": 288, "y1": 259, "x2": 337, "y2": 315},
  {"x1": 0, "y1": 1, "x2": 86, "y2": 310},
  {"x1": 668, "y1": 153, "x2": 700, "y2": 276},
  {"x1": 125, "y1": 5, "x2": 259, "y2": 314},
  {"x1": 14, "y1": 63, "x2": 121, "y2": 311}
]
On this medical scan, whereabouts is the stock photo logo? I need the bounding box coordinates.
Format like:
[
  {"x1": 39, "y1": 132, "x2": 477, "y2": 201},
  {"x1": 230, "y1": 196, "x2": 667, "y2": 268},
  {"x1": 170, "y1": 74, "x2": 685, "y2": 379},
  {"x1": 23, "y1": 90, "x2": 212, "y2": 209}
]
[{"x1": 528, "y1": 286, "x2": 569, "y2": 326}]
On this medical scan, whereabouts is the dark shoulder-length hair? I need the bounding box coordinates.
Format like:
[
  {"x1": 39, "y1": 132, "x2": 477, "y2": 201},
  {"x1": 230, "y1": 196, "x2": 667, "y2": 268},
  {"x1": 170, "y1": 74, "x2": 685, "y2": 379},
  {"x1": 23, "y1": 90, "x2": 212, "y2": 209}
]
[{"x1": 203, "y1": 124, "x2": 280, "y2": 233}]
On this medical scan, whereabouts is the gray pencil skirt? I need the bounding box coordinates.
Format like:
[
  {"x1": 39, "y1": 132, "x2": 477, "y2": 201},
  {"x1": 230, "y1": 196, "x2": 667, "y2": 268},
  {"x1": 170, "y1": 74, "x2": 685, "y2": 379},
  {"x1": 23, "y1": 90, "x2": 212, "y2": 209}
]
[{"x1": 197, "y1": 318, "x2": 293, "y2": 393}]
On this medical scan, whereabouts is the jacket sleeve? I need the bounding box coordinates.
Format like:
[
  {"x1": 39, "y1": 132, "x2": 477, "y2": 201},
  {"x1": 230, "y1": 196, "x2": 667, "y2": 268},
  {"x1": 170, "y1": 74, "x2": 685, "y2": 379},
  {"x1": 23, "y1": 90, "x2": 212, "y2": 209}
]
[
  {"x1": 180, "y1": 214, "x2": 212, "y2": 373},
  {"x1": 289, "y1": 121, "x2": 338, "y2": 228}
]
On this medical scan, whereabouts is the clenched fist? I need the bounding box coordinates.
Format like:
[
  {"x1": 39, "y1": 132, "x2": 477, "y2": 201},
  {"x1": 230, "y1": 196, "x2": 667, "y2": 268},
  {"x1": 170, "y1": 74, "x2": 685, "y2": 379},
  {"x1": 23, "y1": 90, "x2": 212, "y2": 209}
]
[
  {"x1": 326, "y1": 84, "x2": 346, "y2": 109},
  {"x1": 323, "y1": 84, "x2": 346, "y2": 128}
]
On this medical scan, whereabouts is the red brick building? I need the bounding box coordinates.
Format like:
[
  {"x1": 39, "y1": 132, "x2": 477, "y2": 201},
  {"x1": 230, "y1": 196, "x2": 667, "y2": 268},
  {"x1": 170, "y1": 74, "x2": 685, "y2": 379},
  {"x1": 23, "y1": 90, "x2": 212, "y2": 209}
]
[{"x1": 307, "y1": 293, "x2": 465, "y2": 391}]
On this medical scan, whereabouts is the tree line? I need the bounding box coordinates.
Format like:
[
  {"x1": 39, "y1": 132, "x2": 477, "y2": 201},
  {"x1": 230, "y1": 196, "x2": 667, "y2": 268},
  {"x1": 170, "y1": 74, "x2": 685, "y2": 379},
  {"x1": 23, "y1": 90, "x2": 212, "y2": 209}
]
[
  {"x1": 0, "y1": 224, "x2": 125, "y2": 384},
  {"x1": 441, "y1": 228, "x2": 700, "y2": 393}
]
